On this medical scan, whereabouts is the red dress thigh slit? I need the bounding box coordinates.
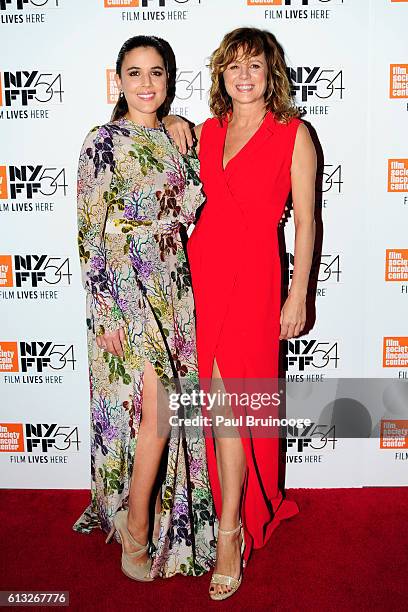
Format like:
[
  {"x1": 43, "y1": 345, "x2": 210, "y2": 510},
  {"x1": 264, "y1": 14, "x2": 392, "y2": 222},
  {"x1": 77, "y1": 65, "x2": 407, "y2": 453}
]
[{"x1": 187, "y1": 112, "x2": 300, "y2": 563}]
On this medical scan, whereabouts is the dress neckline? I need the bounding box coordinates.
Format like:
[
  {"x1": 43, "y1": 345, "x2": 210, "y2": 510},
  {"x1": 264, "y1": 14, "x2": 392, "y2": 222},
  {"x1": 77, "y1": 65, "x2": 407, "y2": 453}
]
[
  {"x1": 117, "y1": 117, "x2": 165, "y2": 133},
  {"x1": 221, "y1": 111, "x2": 270, "y2": 172}
]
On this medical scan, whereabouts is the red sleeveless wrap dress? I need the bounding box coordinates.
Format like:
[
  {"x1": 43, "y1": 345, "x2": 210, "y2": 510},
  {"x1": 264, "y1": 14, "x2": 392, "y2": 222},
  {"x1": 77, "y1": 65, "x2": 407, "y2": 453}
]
[{"x1": 187, "y1": 111, "x2": 300, "y2": 562}]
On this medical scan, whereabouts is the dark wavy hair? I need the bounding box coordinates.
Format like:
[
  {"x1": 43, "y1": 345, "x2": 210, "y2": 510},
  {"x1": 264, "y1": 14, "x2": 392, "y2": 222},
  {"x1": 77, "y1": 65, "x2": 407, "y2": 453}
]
[
  {"x1": 209, "y1": 27, "x2": 299, "y2": 124},
  {"x1": 111, "y1": 35, "x2": 176, "y2": 122}
]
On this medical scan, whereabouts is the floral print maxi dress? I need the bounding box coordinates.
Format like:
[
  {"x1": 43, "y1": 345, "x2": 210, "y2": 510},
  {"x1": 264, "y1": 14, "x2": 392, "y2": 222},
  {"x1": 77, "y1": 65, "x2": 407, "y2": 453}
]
[{"x1": 73, "y1": 117, "x2": 216, "y2": 578}]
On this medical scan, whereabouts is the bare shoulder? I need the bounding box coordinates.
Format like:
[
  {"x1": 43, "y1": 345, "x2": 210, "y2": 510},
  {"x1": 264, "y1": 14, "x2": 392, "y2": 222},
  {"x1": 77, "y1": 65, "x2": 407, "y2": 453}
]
[
  {"x1": 294, "y1": 122, "x2": 312, "y2": 145},
  {"x1": 293, "y1": 122, "x2": 316, "y2": 164}
]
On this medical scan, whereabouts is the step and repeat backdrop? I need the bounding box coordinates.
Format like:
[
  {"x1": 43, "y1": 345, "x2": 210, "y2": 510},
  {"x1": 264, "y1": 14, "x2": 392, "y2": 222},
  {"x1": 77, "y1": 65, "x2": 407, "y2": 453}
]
[{"x1": 0, "y1": 0, "x2": 407, "y2": 489}]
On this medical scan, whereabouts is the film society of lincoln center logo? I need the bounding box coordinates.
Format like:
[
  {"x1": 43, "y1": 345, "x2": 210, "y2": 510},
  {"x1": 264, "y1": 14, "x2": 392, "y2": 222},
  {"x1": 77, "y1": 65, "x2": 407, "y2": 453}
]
[
  {"x1": 106, "y1": 68, "x2": 204, "y2": 105},
  {"x1": 0, "y1": 423, "x2": 81, "y2": 454},
  {"x1": 104, "y1": 0, "x2": 199, "y2": 4},
  {"x1": 383, "y1": 337, "x2": 408, "y2": 368},
  {"x1": 103, "y1": 0, "x2": 200, "y2": 7},
  {"x1": 388, "y1": 159, "x2": 408, "y2": 193},
  {"x1": 390, "y1": 65, "x2": 408, "y2": 99},
  {"x1": 380, "y1": 420, "x2": 408, "y2": 450},
  {"x1": 0, "y1": 341, "x2": 76, "y2": 374},
  {"x1": 385, "y1": 249, "x2": 408, "y2": 282}
]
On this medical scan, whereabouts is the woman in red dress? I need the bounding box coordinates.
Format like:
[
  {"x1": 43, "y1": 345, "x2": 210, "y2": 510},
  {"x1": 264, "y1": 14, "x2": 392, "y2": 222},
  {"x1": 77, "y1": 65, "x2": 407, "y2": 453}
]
[{"x1": 166, "y1": 27, "x2": 316, "y2": 600}]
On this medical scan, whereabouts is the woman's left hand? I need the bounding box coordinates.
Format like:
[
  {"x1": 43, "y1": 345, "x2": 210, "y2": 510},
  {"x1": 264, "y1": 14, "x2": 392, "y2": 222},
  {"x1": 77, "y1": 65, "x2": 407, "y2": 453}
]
[{"x1": 279, "y1": 293, "x2": 306, "y2": 340}]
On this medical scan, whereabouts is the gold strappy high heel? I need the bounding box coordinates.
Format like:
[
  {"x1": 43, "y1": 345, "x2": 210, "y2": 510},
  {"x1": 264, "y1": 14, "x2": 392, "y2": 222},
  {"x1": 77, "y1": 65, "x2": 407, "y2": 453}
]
[
  {"x1": 209, "y1": 522, "x2": 245, "y2": 601},
  {"x1": 106, "y1": 509, "x2": 153, "y2": 582}
]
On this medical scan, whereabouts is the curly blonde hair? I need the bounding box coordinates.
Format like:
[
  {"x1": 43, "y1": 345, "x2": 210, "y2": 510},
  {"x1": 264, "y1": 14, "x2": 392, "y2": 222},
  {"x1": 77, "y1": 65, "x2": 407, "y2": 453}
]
[{"x1": 209, "y1": 27, "x2": 299, "y2": 124}]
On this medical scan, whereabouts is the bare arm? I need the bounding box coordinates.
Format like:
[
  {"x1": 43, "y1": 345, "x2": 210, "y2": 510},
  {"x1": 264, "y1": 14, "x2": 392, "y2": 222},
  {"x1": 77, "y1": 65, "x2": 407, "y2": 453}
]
[
  {"x1": 290, "y1": 123, "x2": 317, "y2": 299},
  {"x1": 280, "y1": 123, "x2": 317, "y2": 339}
]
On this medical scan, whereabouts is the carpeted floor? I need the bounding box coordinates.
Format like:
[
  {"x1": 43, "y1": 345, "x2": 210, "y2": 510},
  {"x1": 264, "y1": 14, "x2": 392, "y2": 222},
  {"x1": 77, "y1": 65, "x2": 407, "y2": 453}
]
[{"x1": 0, "y1": 488, "x2": 407, "y2": 611}]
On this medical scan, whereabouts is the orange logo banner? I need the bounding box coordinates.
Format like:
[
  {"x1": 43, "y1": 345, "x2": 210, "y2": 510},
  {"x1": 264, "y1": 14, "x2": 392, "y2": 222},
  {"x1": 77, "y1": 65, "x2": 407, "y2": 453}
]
[
  {"x1": 0, "y1": 342, "x2": 19, "y2": 372},
  {"x1": 104, "y1": 0, "x2": 139, "y2": 7},
  {"x1": 247, "y1": 0, "x2": 281, "y2": 4},
  {"x1": 0, "y1": 166, "x2": 8, "y2": 199},
  {"x1": 0, "y1": 423, "x2": 24, "y2": 452},
  {"x1": 390, "y1": 64, "x2": 408, "y2": 98},
  {"x1": 385, "y1": 249, "x2": 408, "y2": 281},
  {"x1": 383, "y1": 337, "x2": 408, "y2": 368},
  {"x1": 0, "y1": 255, "x2": 13, "y2": 287},
  {"x1": 388, "y1": 159, "x2": 408, "y2": 192},
  {"x1": 380, "y1": 420, "x2": 408, "y2": 449},
  {"x1": 106, "y1": 69, "x2": 119, "y2": 105}
]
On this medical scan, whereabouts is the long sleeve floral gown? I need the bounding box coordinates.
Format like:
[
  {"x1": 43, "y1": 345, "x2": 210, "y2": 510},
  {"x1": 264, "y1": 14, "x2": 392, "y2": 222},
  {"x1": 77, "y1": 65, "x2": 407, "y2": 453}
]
[{"x1": 73, "y1": 117, "x2": 216, "y2": 578}]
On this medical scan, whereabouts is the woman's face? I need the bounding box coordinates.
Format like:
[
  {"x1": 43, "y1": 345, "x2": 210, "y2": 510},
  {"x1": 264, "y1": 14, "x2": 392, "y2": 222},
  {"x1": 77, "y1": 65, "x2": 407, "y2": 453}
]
[
  {"x1": 223, "y1": 49, "x2": 268, "y2": 108},
  {"x1": 115, "y1": 46, "x2": 167, "y2": 119}
]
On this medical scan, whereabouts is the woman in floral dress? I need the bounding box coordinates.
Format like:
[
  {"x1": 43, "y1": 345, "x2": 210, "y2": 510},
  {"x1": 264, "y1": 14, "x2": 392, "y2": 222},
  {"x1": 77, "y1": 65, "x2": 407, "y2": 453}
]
[{"x1": 73, "y1": 35, "x2": 215, "y2": 580}]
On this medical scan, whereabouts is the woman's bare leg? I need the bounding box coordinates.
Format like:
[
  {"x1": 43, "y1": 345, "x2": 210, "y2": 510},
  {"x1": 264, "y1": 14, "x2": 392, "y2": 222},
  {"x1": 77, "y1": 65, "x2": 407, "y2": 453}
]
[
  {"x1": 125, "y1": 360, "x2": 169, "y2": 564},
  {"x1": 210, "y1": 358, "x2": 247, "y2": 596}
]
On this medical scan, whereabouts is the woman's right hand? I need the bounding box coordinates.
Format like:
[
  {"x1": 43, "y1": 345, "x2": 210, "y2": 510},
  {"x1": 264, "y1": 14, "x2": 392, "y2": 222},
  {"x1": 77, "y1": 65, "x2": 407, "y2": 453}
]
[
  {"x1": 163, "y1": 115, "x2": 194, "y2": 154},
  {"x1": 96, "y1": 327, "x2": 126, "y2": 358}
]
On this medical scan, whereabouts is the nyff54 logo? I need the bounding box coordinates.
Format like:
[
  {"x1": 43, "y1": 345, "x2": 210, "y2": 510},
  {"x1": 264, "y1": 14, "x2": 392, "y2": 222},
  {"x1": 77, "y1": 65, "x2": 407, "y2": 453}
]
[
  {"x1": 282, "y1": 422, "x2": 337, "y2": 453},
  {"x1": 0, "y1": 165, "x2": 67, "y2": 199},
  {"x1": 288, "y1": 66, "x2": 344, "y2": 102},
  {"x1": 286, "y1": 252, "x2": 342, "y2": 285},
  {"x1": 106, "y1": 68, "x2": 204, "y2": 104},
  {"x1": 0, "y1": 255, "x2": 72, "y2": 288},
  {"x1": 0, "y1": 71, "x2": 63, "y2": 106},
  {"x1": 286, "y1": 339, "x2": 339, "y2": 371},
  {"x1": 0, "y1": 341, "x2": 76, "y2": 373},
  {"x1": 0, "y1": 0, "x2": 59, "y2": 8},
  {"x1": 0, "y1": 423, "x2": 80, "y2": 453},
  {"x1": 25, "y1": 423, "x2": 81, "y2": 452},
  {"x1": 318, "y1": 163, "x2": 343, "y2": 193}
]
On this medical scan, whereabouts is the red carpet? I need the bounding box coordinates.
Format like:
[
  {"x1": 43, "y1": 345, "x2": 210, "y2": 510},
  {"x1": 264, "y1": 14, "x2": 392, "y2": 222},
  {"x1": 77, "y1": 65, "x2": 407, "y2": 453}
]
[{"x1": 1, "y1": 488, "x2": 407, "y2": 611}]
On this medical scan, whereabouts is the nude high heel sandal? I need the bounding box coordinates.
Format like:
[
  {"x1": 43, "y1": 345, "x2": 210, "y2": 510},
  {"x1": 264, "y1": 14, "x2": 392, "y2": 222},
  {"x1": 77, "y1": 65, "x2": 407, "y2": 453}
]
[
  {"x1": 209, "y1": 523, "x2": 245, "y2": 601},
  {"x1": 106, "y1": 509, "x2": 153, "y2": 582}
]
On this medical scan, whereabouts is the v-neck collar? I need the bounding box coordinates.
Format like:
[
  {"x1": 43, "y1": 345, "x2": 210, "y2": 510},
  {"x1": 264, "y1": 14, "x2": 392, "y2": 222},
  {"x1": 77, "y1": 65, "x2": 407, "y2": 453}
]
[{"x1": 221, "y1": 111, "x2": 275, "y2": 173}]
